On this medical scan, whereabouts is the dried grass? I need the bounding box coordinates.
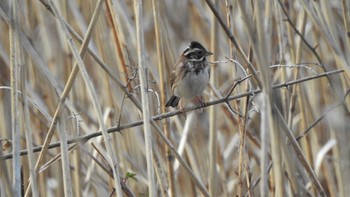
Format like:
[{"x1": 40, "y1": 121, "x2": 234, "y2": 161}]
[{"x1": 0, "y1": 0, "x2": 349, "y2": 196}]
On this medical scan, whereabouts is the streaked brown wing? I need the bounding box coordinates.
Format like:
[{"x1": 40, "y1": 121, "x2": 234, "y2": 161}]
[{"x1": 170, "y1": 55, "x2": 187, "y2": 89}]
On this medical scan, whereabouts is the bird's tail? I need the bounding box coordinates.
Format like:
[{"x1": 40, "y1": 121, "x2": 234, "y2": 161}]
[{"x1": 165, "y1": 96, "x2": 180, "y2": 107}]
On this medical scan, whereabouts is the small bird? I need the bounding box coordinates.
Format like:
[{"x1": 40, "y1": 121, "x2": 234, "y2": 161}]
[{"x1": 165, "y1": 41, "x2": 213, "y2": 109}]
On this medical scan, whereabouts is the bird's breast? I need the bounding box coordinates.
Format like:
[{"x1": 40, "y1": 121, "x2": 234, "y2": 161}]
[{"x1": 174, "y1": 66, "x2": 210, "y2": 98}]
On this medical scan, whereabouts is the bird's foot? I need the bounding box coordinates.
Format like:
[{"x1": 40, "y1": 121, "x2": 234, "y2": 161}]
[
  {"x1": 196, "y1": 96, "x2": 207, "y2": 112},
  {"x1": 179, "y1": 105, "x2": 187, "y2": 119}
]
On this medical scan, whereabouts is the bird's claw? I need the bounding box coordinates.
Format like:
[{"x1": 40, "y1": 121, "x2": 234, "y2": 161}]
[{"x1": 179, "y1": 105, "x2": 187, "y2": 119}]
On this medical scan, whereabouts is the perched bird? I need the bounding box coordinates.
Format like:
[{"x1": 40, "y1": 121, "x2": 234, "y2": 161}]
[{"x1": 165, "y1": 41, "x2": 213, "y2": 109}]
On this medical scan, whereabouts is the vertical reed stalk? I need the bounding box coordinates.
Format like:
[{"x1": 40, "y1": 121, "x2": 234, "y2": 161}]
[
  {"x1": 9, "y1": 1, "x2": 21, "y2": 196},
  {"x1": 209, "y1": 0, "x2": 219, "y2": 196},
  {"x1": 134, "y1": 0, "x2": 155, "y2": 196}
]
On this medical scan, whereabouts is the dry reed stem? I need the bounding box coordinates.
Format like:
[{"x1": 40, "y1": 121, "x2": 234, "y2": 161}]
[
  {"x1": 134, "y1": 0, "x2": 155, "y2": 196},
  {"x1": 9, "y1": 1, "x2": 21, "y2": 196},
  {"x1": 19, "y1": 29, "x2": 39, "y2": 197},
  {"x1": 151, "y1": 0, "x2": 175, "y2": 196},
  {"x1": 209, "y1": 0, "x2": 219, "y2": 196},
  {"x1": 58, "y1": 118, "x2": 72, "y2": 196},
  {"x1": 105, "y1": 0, "x2": 132, "y2": 92}
]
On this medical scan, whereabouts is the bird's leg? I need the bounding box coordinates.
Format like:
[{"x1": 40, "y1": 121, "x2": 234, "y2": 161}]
[
  {"x1": 196, "y1": 95, "x2": 207, "y2": 111},
  {"x1": 179, "y1": 99, "x2": 187, "y2": 118}
]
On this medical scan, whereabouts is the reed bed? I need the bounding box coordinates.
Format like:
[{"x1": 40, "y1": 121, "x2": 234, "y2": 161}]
[{"x1": 0, "y1": 0, "x2": 349, "y2": 196}]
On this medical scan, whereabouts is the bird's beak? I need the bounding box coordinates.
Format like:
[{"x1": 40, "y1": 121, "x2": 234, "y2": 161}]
[{"x1": 206, "y1": 51, "x2": 213, "y2": 56}]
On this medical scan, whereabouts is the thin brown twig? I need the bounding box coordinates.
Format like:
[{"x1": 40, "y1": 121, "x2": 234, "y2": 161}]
[
  {"x1": 245, "y1": 161, "x2": 273, "y2": 197},
  {"x1": 224, "y1": 75, "x2": 252, "y2": 117},
  {"x1": 81, "y1": 143, "x2": 135, "y2": 197},
  {"x1": 237, "y1": 93, "x2": 250, "y2": 197},
  {"x1": 296, "y1": 88, "x2": 350, "y2": 141},
  {"x1": 273, "y1": 69, "x2": 343, "y2": 89},
  {"x1": 1, "y1": 69, "x2": 344, "y2": 160},
  {"x1": 274, "y1": 104, "x2": 326, "y2": 196},
  {"x1": 204, "y1": 0, "x2": 262, "y2": 89},
  {"x1": 116, "y1": 93, "x2": 127, "y2": 135},
  {"x1": 225, "y1": 75, "x2": 252, "y2": 99},
  {"x1": 276, "y1": 0, "x2": 343, "y2": 102},
  {"x1": 277, "y1": 0, "x2": 322, "y2": 66}
]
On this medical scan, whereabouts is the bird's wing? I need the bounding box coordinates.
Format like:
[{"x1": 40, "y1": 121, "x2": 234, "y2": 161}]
[{"x1": 170, "y1": 56, "x2": 187, "y2": 88}]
